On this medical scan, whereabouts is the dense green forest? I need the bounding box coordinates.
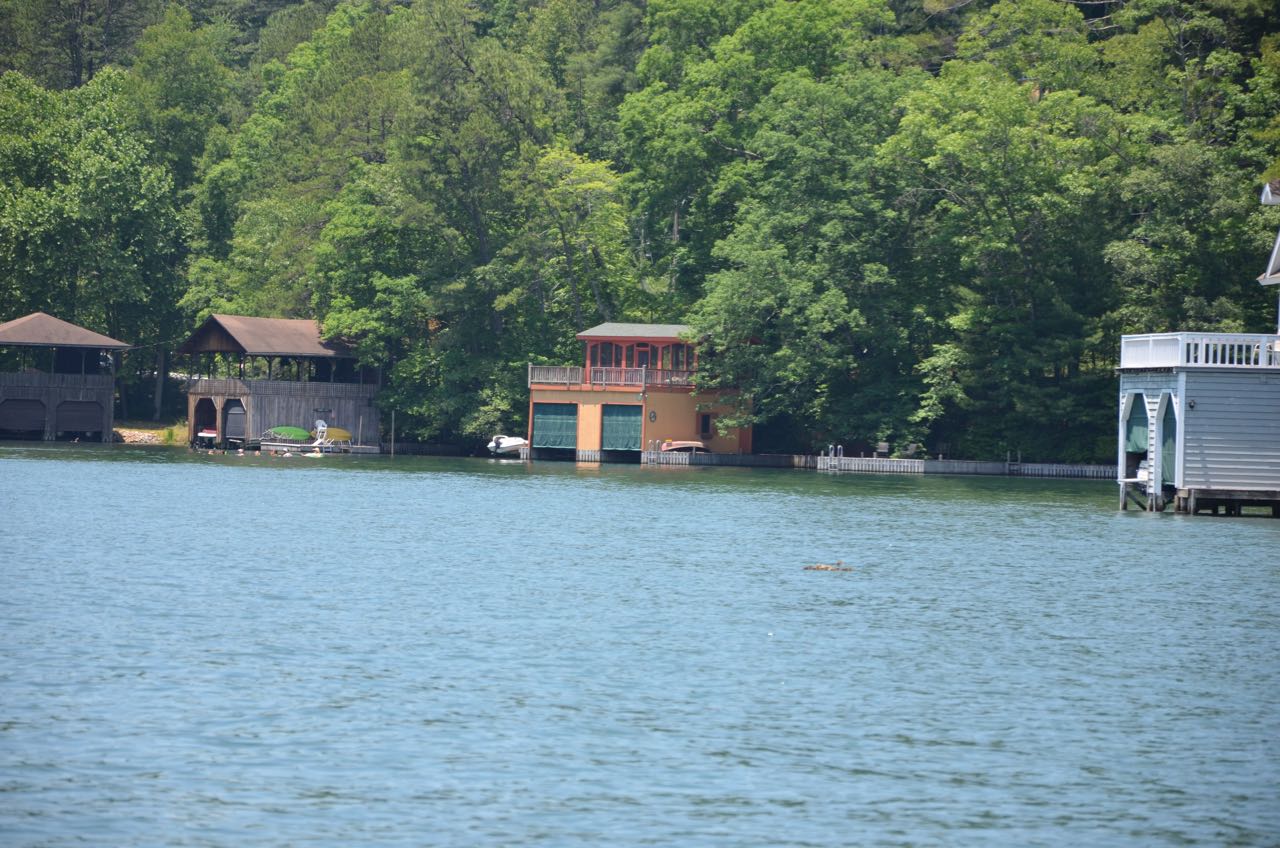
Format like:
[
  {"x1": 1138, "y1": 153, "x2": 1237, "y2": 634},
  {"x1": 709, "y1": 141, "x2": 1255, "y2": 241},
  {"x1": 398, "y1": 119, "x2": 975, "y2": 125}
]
[{"x1": 2, "y1": 0, "x2": 1278, "y2": 458}]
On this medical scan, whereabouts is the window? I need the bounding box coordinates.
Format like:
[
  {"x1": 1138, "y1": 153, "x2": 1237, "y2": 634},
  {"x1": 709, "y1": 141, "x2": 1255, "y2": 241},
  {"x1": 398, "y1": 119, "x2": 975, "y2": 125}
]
[
  {"x1": 595, "y1": 342, "x2": 620, "y2": 368},
  {"x1": 699, "y1": 413, "x2": 714, "y2": 437},
  {"x1": 635, "y1": 345, "x2": 650, "y2": 368}
]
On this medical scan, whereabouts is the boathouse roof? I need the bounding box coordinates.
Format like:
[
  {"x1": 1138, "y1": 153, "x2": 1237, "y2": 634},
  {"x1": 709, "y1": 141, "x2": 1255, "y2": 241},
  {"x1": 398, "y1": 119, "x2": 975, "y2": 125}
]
[
  {"x1": 177, "y1": 314, "x2": 354, "y2": 358},
  {"x1": 0, "y1": 312, "x2": 129, "y2": 349},
  {"x1": 576, "y1": 322, "x2": 691, "y2": 342}
]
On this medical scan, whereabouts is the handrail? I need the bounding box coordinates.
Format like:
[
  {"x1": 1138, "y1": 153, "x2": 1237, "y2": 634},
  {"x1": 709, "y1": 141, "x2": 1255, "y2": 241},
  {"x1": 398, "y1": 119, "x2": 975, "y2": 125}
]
[
  {"x1": 590, "y1": 367, "x2": 645, "y2": 386},
  {"x1": 1120, "y1": 332, "x2": 1280, "y2": 369},
  {"x1": 185, "y1": 377, "x2": 376, "y2": 397},
  {"x1": 528, "y1": 364, "x2": 695, "y2": 388},
  {"x1": 528, "y1": 365, "x2": 583, "y2": 385},
  {"x1": 0, "y1": 372, "x2": 113, "y2": 388}
]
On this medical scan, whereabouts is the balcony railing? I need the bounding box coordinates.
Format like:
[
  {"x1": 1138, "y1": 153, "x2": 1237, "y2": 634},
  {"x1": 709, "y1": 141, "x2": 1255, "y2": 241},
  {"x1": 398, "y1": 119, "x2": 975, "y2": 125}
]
[
  {"x1": 185, "y1": 377, "x2": 376, "y2": 397},
  {"x1": 0, "y1": 372, "x2": 113, "y2": 389},
  {"x1": 1120, "y1": 333, "x2": 1280, "y2": 369},
  {"x1": 528, "y1": 364, "x2": 696, "y2": 388}
]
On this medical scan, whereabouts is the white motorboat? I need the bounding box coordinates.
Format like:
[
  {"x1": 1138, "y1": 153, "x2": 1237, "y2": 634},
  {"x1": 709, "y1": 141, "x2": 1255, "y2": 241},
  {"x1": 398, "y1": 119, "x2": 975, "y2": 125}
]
[{"x1": 487, "y1": 434, "x2": 528, "y2": 455}]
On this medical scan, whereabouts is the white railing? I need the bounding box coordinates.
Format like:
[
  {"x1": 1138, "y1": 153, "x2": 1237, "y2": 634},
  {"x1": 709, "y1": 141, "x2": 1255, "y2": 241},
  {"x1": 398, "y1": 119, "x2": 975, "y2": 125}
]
[
  {"x1": 528, "y1": 364, "x2": 696, "y2": 388},
  {"x1": 1120, "y1": 333, "x2": 1280, "y2": 369}
]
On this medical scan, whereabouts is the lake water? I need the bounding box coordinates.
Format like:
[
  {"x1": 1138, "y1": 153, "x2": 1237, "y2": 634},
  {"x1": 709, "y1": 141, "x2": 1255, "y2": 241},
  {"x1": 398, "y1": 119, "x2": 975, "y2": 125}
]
[{"x1": 1, "y1": 444, "x2": 1278, "y2": 846}]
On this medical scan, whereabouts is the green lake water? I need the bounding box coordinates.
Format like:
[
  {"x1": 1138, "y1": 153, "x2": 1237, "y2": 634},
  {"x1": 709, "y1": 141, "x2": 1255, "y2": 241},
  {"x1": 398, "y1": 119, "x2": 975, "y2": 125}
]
[{"x1": 1, "y1": 443, "x2": 1277, "y2": 845}]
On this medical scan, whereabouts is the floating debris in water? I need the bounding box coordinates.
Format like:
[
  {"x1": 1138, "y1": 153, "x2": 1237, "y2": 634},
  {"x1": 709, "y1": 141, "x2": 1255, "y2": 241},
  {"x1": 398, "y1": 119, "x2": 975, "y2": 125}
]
[{"x1": 805, "y1": 560, "x2": 853, "y2": 572}]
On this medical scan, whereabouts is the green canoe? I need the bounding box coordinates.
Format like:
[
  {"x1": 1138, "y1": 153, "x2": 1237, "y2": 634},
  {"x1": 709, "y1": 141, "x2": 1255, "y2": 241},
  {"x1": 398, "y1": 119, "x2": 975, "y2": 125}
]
[{"x1": 267, "y1": 425, "x2": 312, "y2": 441}]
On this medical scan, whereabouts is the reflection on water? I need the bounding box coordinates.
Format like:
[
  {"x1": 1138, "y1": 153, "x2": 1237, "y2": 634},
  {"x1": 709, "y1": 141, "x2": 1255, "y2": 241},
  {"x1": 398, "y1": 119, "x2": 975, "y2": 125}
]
[{"x1": 1, "y1": 443, "x2": 1278, "y2": 846}]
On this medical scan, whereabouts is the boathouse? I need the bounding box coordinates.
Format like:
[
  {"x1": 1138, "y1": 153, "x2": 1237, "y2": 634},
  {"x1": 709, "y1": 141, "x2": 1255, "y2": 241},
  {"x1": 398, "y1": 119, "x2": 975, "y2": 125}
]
[
  {"x1": 179, "y1": 314, "x2": 379, "y2": 448},
  {"x1": 1117, "y1": 181, "x2": 1280, "y2": 515},
  {"x1": 526, "y1": 323, "x2": 751, "y2": 462},
  {"x1": 0, "y1": 312, "x2": 128, "y2": 442}
]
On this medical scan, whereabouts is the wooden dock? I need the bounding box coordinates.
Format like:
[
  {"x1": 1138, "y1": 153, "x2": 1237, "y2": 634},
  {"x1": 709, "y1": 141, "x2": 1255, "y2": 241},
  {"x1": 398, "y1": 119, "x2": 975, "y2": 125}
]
[
  {"x1": 631, "y1": 450, "x2": 1115, "y2": 479},
  {"x1": 641, "y1": 450, "x2": 812, "y2": 468}
]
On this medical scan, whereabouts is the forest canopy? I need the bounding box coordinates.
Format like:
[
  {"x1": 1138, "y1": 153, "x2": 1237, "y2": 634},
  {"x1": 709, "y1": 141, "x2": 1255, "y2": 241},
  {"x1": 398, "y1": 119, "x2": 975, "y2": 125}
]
[{"x1": 2, "y1": 0, "x2": 1278, "y2": 459}]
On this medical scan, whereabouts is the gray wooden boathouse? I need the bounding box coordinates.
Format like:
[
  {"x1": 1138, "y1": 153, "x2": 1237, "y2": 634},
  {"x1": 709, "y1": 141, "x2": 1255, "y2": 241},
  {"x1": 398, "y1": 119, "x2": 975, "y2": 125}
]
[
  {"x1": 0, "y1": 312, "x2": 128, "y2": 442},
  {"x1": 179, "y1": 314, "x2": 380, "y2": 448},
  {"x1": 1117, "y1": 181, "x2": 1280, "y2": 515}
]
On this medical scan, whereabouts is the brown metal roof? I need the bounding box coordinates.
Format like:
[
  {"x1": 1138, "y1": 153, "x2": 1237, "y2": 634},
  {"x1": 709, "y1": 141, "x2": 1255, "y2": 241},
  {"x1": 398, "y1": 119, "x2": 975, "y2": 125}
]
[
  {"x1": 0, "y1": 312, "x2": 129, "y2": 349},
  {"x1": 177, "y1": 314, "x2": 354, "y2": 358}
]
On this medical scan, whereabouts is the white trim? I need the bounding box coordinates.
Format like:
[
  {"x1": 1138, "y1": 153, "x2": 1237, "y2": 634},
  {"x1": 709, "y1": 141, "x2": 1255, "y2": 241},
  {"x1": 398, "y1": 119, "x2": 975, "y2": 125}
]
[
  {"x1": 1119, "y1": 391, "x2": 1151, "y2": 489},
  {"x1": 1176, "y1": 372, "x2": 1186, "y2": 489},
  {"x1": 1118, "y1": 392, "x2": 1137, "y2": 474},
  {"x1": 1155, "y1": 392, "x2": 1177, "y2": 490},
  {"x1": 1261, "y1": 227, "x2": 1280, "y2": 286}
]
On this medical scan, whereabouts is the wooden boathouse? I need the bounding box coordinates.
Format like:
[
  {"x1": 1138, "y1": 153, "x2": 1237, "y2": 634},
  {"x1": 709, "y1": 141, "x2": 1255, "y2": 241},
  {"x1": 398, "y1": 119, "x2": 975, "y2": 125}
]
[
  {"x1": 526, "y1": 323, "x2": 751, "y2": 462},
  {"x1": 179, "y1": 314, "x2": 379, "y2": 448},
  {"x1": 0, "y1": 312, "x2": 128, "y2": 442},
  {"x1": 1117, "y1": 181, "x2": 1280, "y2": 515}
]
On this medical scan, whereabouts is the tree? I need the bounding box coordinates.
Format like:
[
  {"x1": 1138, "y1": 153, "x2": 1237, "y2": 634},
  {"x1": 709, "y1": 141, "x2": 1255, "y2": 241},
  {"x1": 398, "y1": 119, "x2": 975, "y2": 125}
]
[
  {"x1": 0, "y1": 0, "x2": 161, "y2": 88},
  {"x1": 689, "y1": 66, "x2": 927, "y2": 449},
  {"x1": 879, "y1": 62, "x2": 1130, "y2": 460},
  {"x1": 0, "y1": 69, "x2": 181, "y2": 416}
]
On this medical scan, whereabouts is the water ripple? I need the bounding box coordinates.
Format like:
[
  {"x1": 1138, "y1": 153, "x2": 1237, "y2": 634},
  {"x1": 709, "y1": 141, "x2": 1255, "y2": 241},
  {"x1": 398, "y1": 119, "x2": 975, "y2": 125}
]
[{"x1": 1, "y1": 448, "x2": 1278, "y2": 845}]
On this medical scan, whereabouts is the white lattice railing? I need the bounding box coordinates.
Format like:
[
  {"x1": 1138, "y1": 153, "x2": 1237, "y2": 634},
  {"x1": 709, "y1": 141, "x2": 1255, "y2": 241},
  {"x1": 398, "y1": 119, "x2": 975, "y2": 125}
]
[{"x1": 1120, "y1": 333, "x2": 1280, "y2": 369}]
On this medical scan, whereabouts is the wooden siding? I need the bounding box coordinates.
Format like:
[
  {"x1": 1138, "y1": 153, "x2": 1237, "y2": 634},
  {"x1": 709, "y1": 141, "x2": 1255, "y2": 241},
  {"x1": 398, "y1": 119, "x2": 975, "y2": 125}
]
[
  {"x1": 185, "y1": 378, "x2": 379, "y2": 445},
  {"x1": 0, "y1": 372, "x2": 115, "y2": 440},
  {"x1": 1181, "y1": 371, "x2": 1280, "y2": 490}
]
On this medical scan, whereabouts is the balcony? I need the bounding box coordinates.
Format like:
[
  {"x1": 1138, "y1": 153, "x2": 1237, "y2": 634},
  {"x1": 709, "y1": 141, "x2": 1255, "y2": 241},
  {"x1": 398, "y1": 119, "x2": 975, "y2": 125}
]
[
  {"x1": 1119, "y1": 333, "x2": 1280, "y2": 370},
  {"x1": 528, "y1": 364, "x2": 695, "y2": 388}
]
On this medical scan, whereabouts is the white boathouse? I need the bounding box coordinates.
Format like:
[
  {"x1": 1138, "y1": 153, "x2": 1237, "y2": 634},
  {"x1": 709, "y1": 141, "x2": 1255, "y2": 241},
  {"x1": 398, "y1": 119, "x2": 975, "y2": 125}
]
[{"x1": 1117, "y1": 181, "x2": 1280, "y2": 515}]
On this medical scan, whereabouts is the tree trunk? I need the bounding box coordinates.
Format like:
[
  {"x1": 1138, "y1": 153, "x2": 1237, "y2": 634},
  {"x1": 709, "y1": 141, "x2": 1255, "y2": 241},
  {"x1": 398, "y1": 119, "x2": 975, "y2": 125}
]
[{"x1": 152, "y1": 348, "x2": 165, "y2": 421}]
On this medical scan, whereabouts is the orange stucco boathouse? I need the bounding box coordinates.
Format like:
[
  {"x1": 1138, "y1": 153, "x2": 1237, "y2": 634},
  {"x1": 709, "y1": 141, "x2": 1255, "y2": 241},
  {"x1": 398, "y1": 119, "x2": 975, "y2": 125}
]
[{"x1": 526, "y1": 323, "x2": 751, "y2": 462}]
